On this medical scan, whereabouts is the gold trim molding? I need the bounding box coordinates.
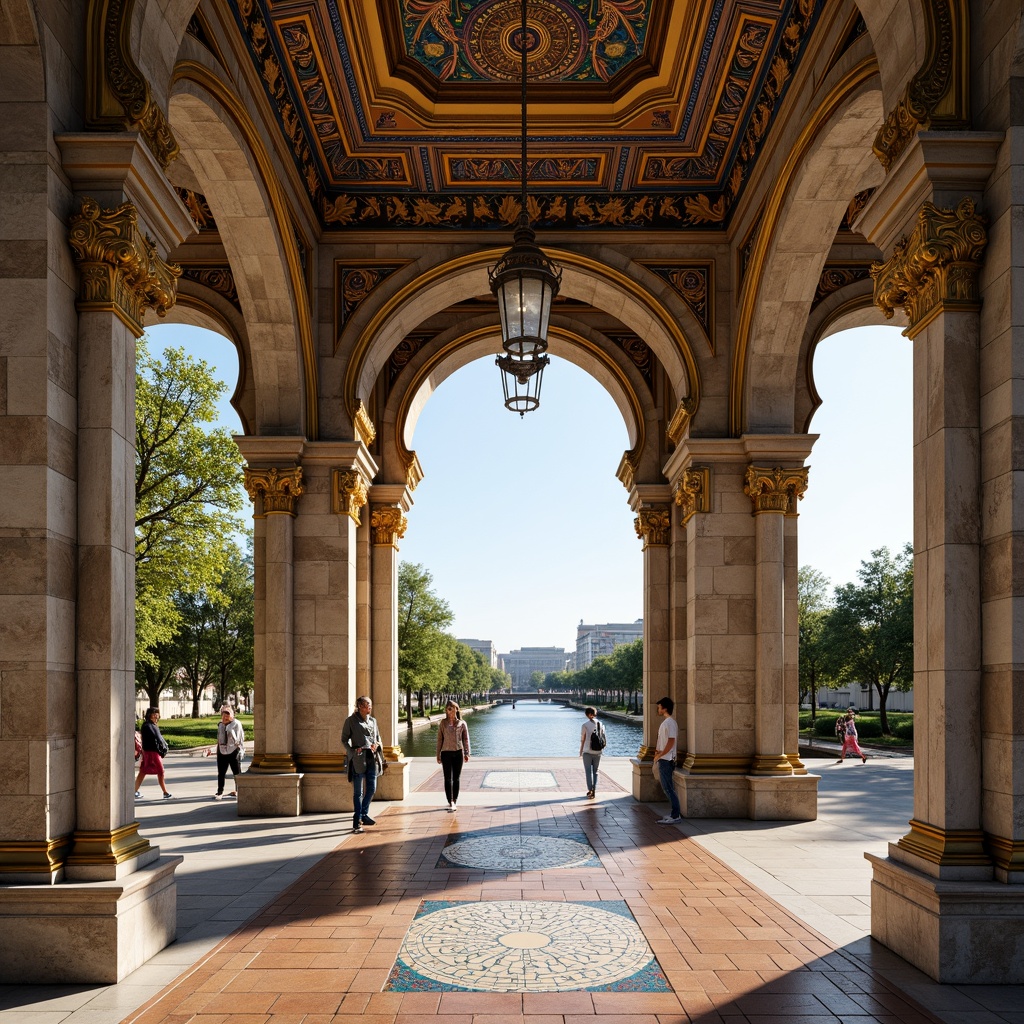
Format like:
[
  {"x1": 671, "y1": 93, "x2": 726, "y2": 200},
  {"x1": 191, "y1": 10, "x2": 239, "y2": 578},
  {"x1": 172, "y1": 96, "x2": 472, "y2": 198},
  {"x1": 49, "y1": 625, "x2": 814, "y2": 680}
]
[
  {"x1": 871, "y1": 197, "x2": 987, "y2": 338},
  {"x1": 681, "y1": 754, "x2": 751, "y2": 775},
  {"x1": 666, "y1": 397, "x2": 696, "y2": 448},
  {"x1": 251, "y1": 753, "x2": 298, "y2": 773},
  {"x1": 744, "y1": 465, "x2": 808, "y2": 515},
  {"x1": 371, "y1": 504, "x2": 408, "y2": 547},
  {"x1": 636, "y1": 744, "x2": 656, "y2": 762},
  {"x1": 65, "y1": 823, "x2": 151, "y2": 867},
  {"x1": 86, "y1": 0, "x2": 179, "y2": 168},
  {"x1": 896, "y1": 818, "x2": 991, "y2": 867},
  {"x1": 68, "y1": 198, "x2": 181, "y2": 336},
  {"x1": 294, "y1": 754, "x2": 347, "y2": 773},
  {"x1": 354, "y1": 401, "x2": 377, "y2": 447},
  {"x1": 244, "y1": 466, "x2": 304, "y2": 516},
  {"x1": 872, "y1": 0, "x2": 969, "y2": 171},
  {"x1": 634, "y1": 505, "x2": 671, "y2": 548},
  {"x1": 0, "y1": 835, "x2": 73, "y2": 875},
  {"x1": 382, "y1": 744, "x2": 404, "y2": 761},
  {"x1": 985, "y1": 833, "x2": 1024, "y2": 874},
  {"x1": 749, "y1": 754, "x2": 795, "y2": 776},
  {"x1": 332, "y1": 469, "x2": 368, "y2": 525},
  {"x1": 675, "y1": 466, "x2": 711, "y2": 526}
]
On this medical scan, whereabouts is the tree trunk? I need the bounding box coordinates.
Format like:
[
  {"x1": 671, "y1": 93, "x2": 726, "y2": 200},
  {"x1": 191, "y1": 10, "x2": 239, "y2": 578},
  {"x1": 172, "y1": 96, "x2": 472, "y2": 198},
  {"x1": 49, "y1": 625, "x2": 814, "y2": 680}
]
[{"x1": 876, "y1": 680, "x2": 890, "y2": 734}]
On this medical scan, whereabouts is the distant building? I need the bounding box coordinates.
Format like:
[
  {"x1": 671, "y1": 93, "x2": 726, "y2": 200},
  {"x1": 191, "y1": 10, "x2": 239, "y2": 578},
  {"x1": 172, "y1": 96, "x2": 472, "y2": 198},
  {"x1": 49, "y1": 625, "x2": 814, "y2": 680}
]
[
  {"x1": 575, "y1": 619, "x2": 643, "y2": 670},
  {"x1": 499, "y1": 646, "x2": 570, "y2": 687},
  {"x1": 457, "y1": 638, "x2": 498, "y2": 669}
]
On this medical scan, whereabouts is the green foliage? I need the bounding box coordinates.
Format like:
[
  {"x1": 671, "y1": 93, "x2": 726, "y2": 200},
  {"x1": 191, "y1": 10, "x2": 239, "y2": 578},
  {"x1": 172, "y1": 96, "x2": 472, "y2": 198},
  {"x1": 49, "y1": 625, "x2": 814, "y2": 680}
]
[
  {"x1": 813, "y1": 714, "x2": 846, "y2": 737},
  {"x1": 398, "y1": 562, "x2": 457, "y2": 701},
  {"x1": 798, "y1": 565, "x2": 837, "y2": 710},
  {"x1": 156, "y1": 713, "x2": 253, "y2": 750},
  {"x1": 135, "y1": 340, "x2": 245, "y2": 665},
  {"x1": 893, "y1": 719, "x2": 914, "y2": 740}
]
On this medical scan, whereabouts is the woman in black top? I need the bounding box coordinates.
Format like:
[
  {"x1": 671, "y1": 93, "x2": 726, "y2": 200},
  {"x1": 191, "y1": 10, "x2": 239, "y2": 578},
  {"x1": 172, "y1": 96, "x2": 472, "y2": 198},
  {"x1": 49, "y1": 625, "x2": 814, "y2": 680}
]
[{"x1": 134, "y1": 707, "x2": 173, "y2": 799}]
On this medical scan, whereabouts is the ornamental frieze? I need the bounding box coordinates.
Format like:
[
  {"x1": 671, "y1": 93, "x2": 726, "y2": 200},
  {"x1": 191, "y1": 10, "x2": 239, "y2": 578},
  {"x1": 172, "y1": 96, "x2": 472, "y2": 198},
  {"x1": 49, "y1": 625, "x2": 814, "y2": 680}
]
[
  {"x1": 812, "y1": 263, "x2": 873, "y2": 309},
  {"x1": 638, "y1": 262, "x2": 713, "y2": 348},
  {"x1": 68, "y1": 198, "x2": 181, "y2": 335},
  {"x1": 387, "y1": 334, "x2": 431, "y2": 390},
  {"x1": 175, "y1": 188, "x2": 218, "y2": 232},
  {"x1": 371, "y1": 505, "x2": 408, "y2": 547},
  {"x1": 675, "y1": 466, "x2": 711, "y2": 526},
  {"x1": 332, "y1": 469, "x2": 368, "y2": 525},
  {"x1": 744, "y1": 465, "x2": 808, "y2": 515},
  {"x1": 180, "y1": 266, "x2": 240, "y2": 310},
  {"x1": 607, "y1": 335, "x2": 654, "y2": 393},
  {"x1": 870, "y1": 197, "x2": 987, "y2": 335},
  {"x1": 335, "y1": 262, "x2": 408, "y2": 331},
  {"x1": 243, "y1": 466, "x2": 304, "y2": 516},
  {"x1": 634, "y1": 505, "x2": 671, "y2": 548}
]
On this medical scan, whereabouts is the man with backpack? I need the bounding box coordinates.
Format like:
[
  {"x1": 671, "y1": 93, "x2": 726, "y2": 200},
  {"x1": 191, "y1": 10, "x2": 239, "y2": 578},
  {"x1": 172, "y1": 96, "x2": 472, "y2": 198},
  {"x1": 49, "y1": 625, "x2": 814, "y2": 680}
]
[{"x1": 579, "y1": 706, "x2": 606, "y2": 799}]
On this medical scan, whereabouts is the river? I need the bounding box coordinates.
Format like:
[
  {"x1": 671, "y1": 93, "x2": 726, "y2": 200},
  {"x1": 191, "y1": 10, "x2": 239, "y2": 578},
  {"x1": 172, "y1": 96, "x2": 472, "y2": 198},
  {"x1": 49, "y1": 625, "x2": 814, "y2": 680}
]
[{"x1": 402, "y1": 701, "x2": 644, "y2": 758}]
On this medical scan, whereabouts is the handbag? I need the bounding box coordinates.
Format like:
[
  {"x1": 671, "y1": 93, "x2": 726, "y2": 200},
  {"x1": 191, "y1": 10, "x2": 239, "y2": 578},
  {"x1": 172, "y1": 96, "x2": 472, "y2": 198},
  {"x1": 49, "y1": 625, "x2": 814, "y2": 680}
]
[{"x1": 373, "y1": 746, "x2": 388, "y2": 774}]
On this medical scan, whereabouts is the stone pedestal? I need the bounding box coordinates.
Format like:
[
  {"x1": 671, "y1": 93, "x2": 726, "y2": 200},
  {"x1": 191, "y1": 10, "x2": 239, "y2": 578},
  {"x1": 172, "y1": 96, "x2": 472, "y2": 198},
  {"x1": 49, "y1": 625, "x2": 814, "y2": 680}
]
[
  {"x1": 678, "y1": 775, "x2": 749, "y2": 818},
  {"x1": 236, "y1": 772, "x2": 302, "y2": 816},
  {"x1": 746, "y1": 774, "x2": 818, "y2": 820},
  {"x1": 868, "y1": 853, "x2": 1024, "y2": 983},
  {"x1": 374, "y1": 760, "x2": 410, "y2": 801},
  {"x1": 631, "y1": 759, "x2": 661, "y2": 802},
  {"x1": 298, "y1": 761, "x2": 408, "y2": 810},
  {"x1": 0, "y1": 854, "x2": 181, "y2": 983}
]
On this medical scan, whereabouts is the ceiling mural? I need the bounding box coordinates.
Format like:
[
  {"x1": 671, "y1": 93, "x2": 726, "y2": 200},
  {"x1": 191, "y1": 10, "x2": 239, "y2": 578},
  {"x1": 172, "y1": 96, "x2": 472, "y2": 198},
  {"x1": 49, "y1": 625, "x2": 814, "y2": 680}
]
[{"x1": 225, "y1": 0, "x2": 825, "y2": 230}]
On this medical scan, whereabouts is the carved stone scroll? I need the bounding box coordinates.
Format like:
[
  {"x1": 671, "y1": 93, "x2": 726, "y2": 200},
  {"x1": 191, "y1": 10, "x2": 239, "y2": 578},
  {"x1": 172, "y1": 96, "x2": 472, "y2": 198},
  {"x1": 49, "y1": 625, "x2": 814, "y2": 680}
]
[
  {"x1": 675, "y1": 466, "x2": 711, "y2": 526},
  {"x1": 370, "y1": 505, "x2": 407, "y2": 547}
]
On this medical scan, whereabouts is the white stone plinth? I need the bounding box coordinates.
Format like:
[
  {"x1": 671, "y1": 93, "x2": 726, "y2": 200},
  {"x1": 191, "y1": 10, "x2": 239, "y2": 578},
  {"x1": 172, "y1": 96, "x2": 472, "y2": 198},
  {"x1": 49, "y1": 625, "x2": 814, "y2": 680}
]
[
  {"x1": 0, "y1": 855, "x2": 181, "y2": 983},
  {"x1": 746, "y1": 774, "x2": 818, "y2": 820},
  {"x1": 374, "y1": 760, "x2": 409, "y2": 801},
  {"x1": 678, "y1": 774, "x2": 749, "y2": 818},
  {"x1": 631, "y1": 759, "x2": 662, "y2": 802},
  {"x1": 868, "y1": 853, "x2": 1024, "y2": 983},
  {"x1": 300, "y1": 773, "x2": 352, "y2": 812},
  {"x1": 236, "y1": 772, "x2": 302, "y2": 816}
]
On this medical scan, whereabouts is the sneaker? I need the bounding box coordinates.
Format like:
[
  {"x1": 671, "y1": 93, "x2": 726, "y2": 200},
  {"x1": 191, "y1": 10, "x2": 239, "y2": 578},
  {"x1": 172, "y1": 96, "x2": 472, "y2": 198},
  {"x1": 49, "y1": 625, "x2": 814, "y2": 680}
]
[
  {"x1": 657, "y1": 815, "x2": 682, "y2": 824},
  {"x1": 135, "y1": 791, "x2": 142, "y2": 799},
  {"x1": 353, "y1": 824, "x2": 363, "y2": 834},
  {"x1": 163, "y1": 792, "x2": 173, "y2": 800},
  {"x1": 447, "y1": 803, "x2": 453, "y2": 811},
  {"x1": 213, "y1": 794, "x2": 223, "y2": 801},
  {"x1": 361, "y1": 816, "x2": 376, "y2": 826},
  {"x1": 451, "y1": 803, "x2": 457, "y2": 811},
  {"x1": 587, "y1": 790, "x2": 594, "y2": 799},
  {"x1": 834, "y1": 759, "x2": 844, "y2": 765},
  {"x1": 228, "y1": 792, "x2": 237, "y2": 799},
  {"x1": 861, "y1": 755, "x2": 868, "y2": 763}
]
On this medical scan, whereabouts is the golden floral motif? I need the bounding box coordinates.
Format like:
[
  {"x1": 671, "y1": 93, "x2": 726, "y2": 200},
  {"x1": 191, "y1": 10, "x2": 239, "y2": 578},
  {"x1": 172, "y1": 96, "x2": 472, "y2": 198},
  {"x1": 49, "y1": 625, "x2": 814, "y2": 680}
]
[
  {"x1": 666, "y1": 397, "x2": 696, "y2": 448},
  {"x1": 744, "y1": 465, "x2": 808, "y2": 515},
  {"x1": 870, "y1": 197, "x2": 987, "y2": 335},
  {"x1": 243, "y1": 466, "x2": 303, "y2": 515},
  {"x1": 675, "y1": 466, "x2": 711, "y2": 526},
  {"x1": 67, "y1": 198, "x2": 181, "y2": 335},
  {"x1": 812, "y1": 264, "x2": 873, "y2": 309},
  {"x1": 333, "y1": 470, "x2": 368, "y2": 525},
  {"x1": 634, "y1": 505, "x2": 671, "y2": 547},
  {"x1": 181, "y1": 266, "x2": 239, "y2": 309},
  {"x1": 354, "y1": 401, "x2": 377, "y2": 447},
  {"x1": 371, "y1": 505, "x2": 408, "y2": 547}
]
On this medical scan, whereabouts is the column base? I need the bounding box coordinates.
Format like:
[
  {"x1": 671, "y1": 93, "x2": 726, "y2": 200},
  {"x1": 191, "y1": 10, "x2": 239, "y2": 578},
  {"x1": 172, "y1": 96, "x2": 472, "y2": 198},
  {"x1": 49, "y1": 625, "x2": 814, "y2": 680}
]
[
  {"x1": 0, "y1": 854, "x2": 181, "y2": 983},
  {"x1": 673, "y1": 773, "x2": 819, "y2": 819},
  {"x1": 631, "y1": 758, "x2": 661, "y2": 801},
  {"x1": 297, "y1": 762, "x2": 410, "y2": 811},
  {"x1": 374, "y1": 760, "x2": 409, "y2": 802},
  {"x1": 678, "y1": 774, "x2": 749, "y2": 817},
  {"x1": 868, "y1": 852, "x2": 1024, "y2": 983},
  {"x1": 236, "y1": 771, "x2": 302, "y2": 816}
]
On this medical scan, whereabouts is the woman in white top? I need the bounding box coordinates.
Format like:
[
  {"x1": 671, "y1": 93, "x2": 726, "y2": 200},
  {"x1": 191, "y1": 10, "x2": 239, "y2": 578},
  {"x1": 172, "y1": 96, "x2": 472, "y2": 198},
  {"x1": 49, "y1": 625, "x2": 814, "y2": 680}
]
[
  {"x1": 579, "y1": 706, "x2": 604, "y2": 799},
  {"x1": 211, "y1": 706, "x2": 245, "y2": 799},
  {"x1": 436, "y1": 700, "x2": 471, "y2": 810}
]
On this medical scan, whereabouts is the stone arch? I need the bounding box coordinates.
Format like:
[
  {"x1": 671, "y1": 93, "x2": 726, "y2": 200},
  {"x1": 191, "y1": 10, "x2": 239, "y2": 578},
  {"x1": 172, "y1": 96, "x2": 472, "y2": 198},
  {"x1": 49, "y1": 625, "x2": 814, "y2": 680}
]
[
  {"x1": 735, "y1": 64, "x2": 885, "y2": 434},
  {"x1": 167, "y1": 66, "x2": 314, "y2": 437},
  {"x1": 856, "y1": 0, "x2": 928, "y2": 103},
  {"x1": 344, "y1": 248, "x2": 702, "y2": 431}
]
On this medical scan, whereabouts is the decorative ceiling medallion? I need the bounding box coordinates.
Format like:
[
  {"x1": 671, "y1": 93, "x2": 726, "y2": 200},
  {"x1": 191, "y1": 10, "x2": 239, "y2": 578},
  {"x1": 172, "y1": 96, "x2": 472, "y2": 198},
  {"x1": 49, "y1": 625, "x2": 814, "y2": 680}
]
[{"x1": 403, "y1": 0, "x2": 647, "y2": 84}]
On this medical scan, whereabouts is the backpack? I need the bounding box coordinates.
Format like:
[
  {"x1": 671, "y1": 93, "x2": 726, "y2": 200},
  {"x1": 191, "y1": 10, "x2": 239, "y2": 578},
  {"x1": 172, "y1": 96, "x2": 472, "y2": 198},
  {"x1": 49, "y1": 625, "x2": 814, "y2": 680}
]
[
  {"x1": 834, "y1": 717, "x2": 846, "y2": 739},
  {"x1": 590, "y1": 722, "x2": 607, "y2": 751}
]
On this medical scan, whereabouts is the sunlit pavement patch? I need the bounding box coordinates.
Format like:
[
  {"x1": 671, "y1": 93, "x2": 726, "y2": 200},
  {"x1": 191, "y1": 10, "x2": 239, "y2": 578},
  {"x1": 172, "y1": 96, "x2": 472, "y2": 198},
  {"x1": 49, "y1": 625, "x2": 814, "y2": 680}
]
[
  {"x1": 480, "y1": 770, "x2": 557, "y2": 789},
  {"x1": 437, "y1": 832, "x2": 600, "y2": 870},
  {"x1": 385, "y1": 899, "x2": 670, "y2": 993}
]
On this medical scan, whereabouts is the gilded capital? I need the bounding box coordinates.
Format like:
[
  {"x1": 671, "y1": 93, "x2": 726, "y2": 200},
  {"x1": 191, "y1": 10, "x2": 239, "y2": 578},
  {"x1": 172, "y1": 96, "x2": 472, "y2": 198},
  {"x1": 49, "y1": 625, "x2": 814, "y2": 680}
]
[
  {"x1": 354, "y1": 401, "x2": 377, "y2": 447},
  {"x1": 634, "y1": 505, "x2": 671, "y2": 547},
  {"x1": 744, "y1": 465, "x2": 808, "y2": 515},
  {"x1": 675, "y1": 465, "x2": 711, "y2": 526},
  {"x1": 371, "y1": 504, "x2": 408, "y2": 547},
  {"x1": 68, "y1": 198, "x2": 181, "y2": 335},
  {"x1": 332, "y1": 469, "x2": 368, "y2": 524},
  {"x1": 244, "y1": 466, "x2": 304, "y2": 516},
  {"x1": 871, "y1": 197, "x2": 987, "y2": 336},
  {"x1": 666, "y1": 396, "x2": 696, "y2": 448}
]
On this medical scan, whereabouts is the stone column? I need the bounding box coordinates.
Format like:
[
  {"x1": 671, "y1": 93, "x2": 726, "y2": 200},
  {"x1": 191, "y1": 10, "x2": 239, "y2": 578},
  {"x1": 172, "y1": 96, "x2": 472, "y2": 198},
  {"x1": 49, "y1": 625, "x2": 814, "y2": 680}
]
[
  {"x1": 368, "y1": 486, "x2": 412, "y2": 801},
  {"x1": 630, "y1": 491, "x2": 671, "y2": 801}
]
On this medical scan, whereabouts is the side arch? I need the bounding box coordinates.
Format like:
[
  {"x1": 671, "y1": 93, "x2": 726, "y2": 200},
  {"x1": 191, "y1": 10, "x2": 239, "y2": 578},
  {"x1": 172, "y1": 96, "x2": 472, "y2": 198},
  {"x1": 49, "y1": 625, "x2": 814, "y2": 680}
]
[{"x1": 168, "y1": 61, "x2": 316, "y2": 437}]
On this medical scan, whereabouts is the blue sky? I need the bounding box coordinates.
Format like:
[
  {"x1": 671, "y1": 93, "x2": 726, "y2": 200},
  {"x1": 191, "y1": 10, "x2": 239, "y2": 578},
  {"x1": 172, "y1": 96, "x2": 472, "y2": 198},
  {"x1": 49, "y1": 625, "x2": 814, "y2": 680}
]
[{"x1": 147, "y1": 323, "x2": 912, "y2": 654}]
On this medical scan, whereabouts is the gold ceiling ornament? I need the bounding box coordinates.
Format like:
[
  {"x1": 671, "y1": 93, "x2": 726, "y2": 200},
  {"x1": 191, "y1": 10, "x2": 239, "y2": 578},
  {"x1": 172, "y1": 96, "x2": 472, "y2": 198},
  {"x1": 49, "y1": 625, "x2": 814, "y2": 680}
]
[
  {"x1": 68, "y1": 198, "x2": 181, "y2": 335},
  {"x1": 666, "y1": 396, "x2": 696, "y2": 448},
  {"x1": 633, "y1": 505, "x2": 671, "y2": 548},
  {"x1": 243, "y1": 466, "x2": 304, "y2": 516},
  {"x1": 86, "y1": 0, "x2": 179, "y2": 168},
  {"x1": 354, "y1": 401, "x2": 377, "y2": 447},
  {"x1": 332, "y1": 469, "x2": 368, "y2": 525},
  {"x1": 744, "y1": 465, "x2": 808, "y2": 515},
  {"x1": 370, "y1": 504, "x2": 408, "y2": 547},
  {"x1": 675, "y1": 466, "x2": 711, "y2": 526},
  {"x1": 870, "y1": 197, "x2": 987, "y2": 337},
  {"x1": 872, "y1": 0, "x2": 969, "y2": 171}
]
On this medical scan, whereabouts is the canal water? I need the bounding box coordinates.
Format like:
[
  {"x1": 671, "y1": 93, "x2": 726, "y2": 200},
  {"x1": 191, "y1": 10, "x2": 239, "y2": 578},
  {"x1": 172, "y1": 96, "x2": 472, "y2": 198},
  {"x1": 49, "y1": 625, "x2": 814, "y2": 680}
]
[{"x1": 403, "y1": 701, "x2": 644, "y2": 758}]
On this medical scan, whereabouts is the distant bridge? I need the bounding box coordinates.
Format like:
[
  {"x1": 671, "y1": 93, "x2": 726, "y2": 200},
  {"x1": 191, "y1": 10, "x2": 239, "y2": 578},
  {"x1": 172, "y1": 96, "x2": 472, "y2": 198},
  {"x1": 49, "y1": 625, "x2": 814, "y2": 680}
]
[{"x1": 491, "y1": 692, "x2": 573, "y2": 703}]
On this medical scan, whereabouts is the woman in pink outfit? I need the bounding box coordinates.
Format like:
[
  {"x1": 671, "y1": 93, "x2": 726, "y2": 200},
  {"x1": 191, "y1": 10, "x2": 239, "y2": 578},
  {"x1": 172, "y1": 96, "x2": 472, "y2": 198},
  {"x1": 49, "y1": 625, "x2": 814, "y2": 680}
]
[{"x1": 836, "y1": 713, "x2": 868, "y2": 764}]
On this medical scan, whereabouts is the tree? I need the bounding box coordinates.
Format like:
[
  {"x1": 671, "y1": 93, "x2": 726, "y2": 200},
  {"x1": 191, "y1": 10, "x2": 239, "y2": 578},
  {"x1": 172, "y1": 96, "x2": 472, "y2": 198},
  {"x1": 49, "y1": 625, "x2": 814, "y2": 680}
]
[
  {"x1": 798, "y1": 566, "x2": 834, "y2": 718},
  {"x1": 530, "y1": 671, "x2": 545, "y2": 692},
  {"x1": 204, "y1": 544, "x2": 255, "y2": 709},
  {"x1": 135, "y1": 340, "x2": 245, "y2": 665},
  {"x1": 824, "y1": 544, "x2": 913, "y2": 734},
  {"x1": 610, "y1": 639, "x2": 643, "y2": 712},
  {"x1": 397, "y1": 562, "x2": 457, "y2": 720}
]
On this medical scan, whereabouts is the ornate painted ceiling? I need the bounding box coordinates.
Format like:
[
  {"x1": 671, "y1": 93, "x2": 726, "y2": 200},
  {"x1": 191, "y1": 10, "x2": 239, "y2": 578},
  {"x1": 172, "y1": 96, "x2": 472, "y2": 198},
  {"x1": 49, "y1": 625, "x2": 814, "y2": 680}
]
[{"x1": 214, "y1": 0, "x2": 842, "y2": 231}]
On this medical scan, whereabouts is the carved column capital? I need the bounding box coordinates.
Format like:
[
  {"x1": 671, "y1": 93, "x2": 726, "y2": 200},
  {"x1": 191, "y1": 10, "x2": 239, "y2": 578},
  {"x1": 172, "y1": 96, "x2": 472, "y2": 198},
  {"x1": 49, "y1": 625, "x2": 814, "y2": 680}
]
[
  {"x1": 371, "y1": 504, "x2": 407, "y2": 547},
  {"x1": 244, "y1": 466, "x2": 304, "y2": 516},
  {"x1": 354, "y1": 400, "x2": 377, "y2": 446},
  {"x1": 870, "y1": 197, "x2": 987, "y2": 337},
  {"x1": 744, "y1": 465, "x2": 808, "y2": 515},
  {"x1": 332, "y1": 469, "x2": 369, "y2": 525},
  {"x1": 634, "y1": 505, "x2": 671, "y2": 547},
  {"x1": 67, "y1": 197, "x2": 181, "y2": 336},
  {"x1": 674, "y1": 466, "x2": 711, "y2": 526}
]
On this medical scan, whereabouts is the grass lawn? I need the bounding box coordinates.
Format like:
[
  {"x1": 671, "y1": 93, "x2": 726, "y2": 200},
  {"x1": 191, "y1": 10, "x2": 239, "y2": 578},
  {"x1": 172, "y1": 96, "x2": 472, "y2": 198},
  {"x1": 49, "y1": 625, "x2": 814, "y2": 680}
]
[
  {"x1": 799, "y1": 709, "x2": 913, "y2": 750},
  {"x1": 150, "y1": 713, "x2": 254, "y2": 750}
]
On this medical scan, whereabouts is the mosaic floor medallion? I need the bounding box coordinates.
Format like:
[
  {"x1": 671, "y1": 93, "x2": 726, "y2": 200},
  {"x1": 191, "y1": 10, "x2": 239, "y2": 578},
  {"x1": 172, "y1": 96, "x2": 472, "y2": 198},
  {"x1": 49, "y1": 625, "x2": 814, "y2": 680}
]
[
  {"x1": 437, "y1": 832, "x2": 599, "y2": 870},
  {"x1": 386, "y1": 899, "x2": 670, "y2": 993},
  {"x1": 481, "y1": 770, "x2": 557, "y2": 789}
]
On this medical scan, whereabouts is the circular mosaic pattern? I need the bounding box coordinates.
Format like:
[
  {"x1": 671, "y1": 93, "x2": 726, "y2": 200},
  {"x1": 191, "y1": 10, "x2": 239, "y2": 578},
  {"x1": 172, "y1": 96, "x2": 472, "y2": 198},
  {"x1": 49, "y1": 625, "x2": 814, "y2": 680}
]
[
  {"x1": 402, "y1": 900, "x2": 652, "y2": 992},
  {"x1": 444, "y1": 834, "x2": 593, "y2": 870},
  {"x1": 464, "y1": 0, "x2": 587, "y2": 82},
  {"x1": 481, "y1": 770, "x2": 557, "y2": 789}
]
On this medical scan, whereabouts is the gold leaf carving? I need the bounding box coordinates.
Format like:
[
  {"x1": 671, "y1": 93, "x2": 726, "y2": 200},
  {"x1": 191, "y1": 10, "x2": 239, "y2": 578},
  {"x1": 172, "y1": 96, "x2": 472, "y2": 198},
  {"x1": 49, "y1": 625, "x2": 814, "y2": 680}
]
[
  {"x1": 744, "y1": 465, "x2": 808, "y2": 515},
  {"x1": 634, "y1": 505, "x2": 671, "y2": 547},
  {"x1": 68, "y1": 198, "x2": 182, "y2": 335},
  {"x1": 332, "y1": 470, "x2": 368, "y2": 524},
  {"x1": 675, "y1": 466, "x2": 711, "y2": 526},
  {"x1": 666, "y1": 397, "x2": 697, "y2": 448},
  {"x1": 354, "y1": 401, "x2": 377, "y2": 447},
  {"x1": 243, "y1": 466, "x2": 304, "y2": 515},
  {"x1": 370, "y1": 505, "x2": 407, "y2": 546},
  {"x1": 870, "y1": 197, "x2": 987, "y2": 336}
]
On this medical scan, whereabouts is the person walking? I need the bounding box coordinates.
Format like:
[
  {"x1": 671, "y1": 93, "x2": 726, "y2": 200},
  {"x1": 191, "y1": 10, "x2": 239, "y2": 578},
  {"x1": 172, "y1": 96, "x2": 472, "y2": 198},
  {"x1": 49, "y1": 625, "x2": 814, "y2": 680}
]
[
  {"x1": 654, "y1": 696, "x2": 682, "y2": 823},
  {"x1": 210, "y1": 706, "x2": 246, "y2": 799},
  {"x1": 342, "y1": 696, "x2": 381, "y2": 833},
  {"x1": 579, "y1": 706, "x2": 605, "y2": 799},
  {"x1": 134, "y1": 707, "x2": 172, "y2": 799},
  {"x1": 436, "y1": 700, "x2": 470, "y2": 811},
  {"x1": 836, "y1": 712, "x2": 868, "y2": 764}
]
